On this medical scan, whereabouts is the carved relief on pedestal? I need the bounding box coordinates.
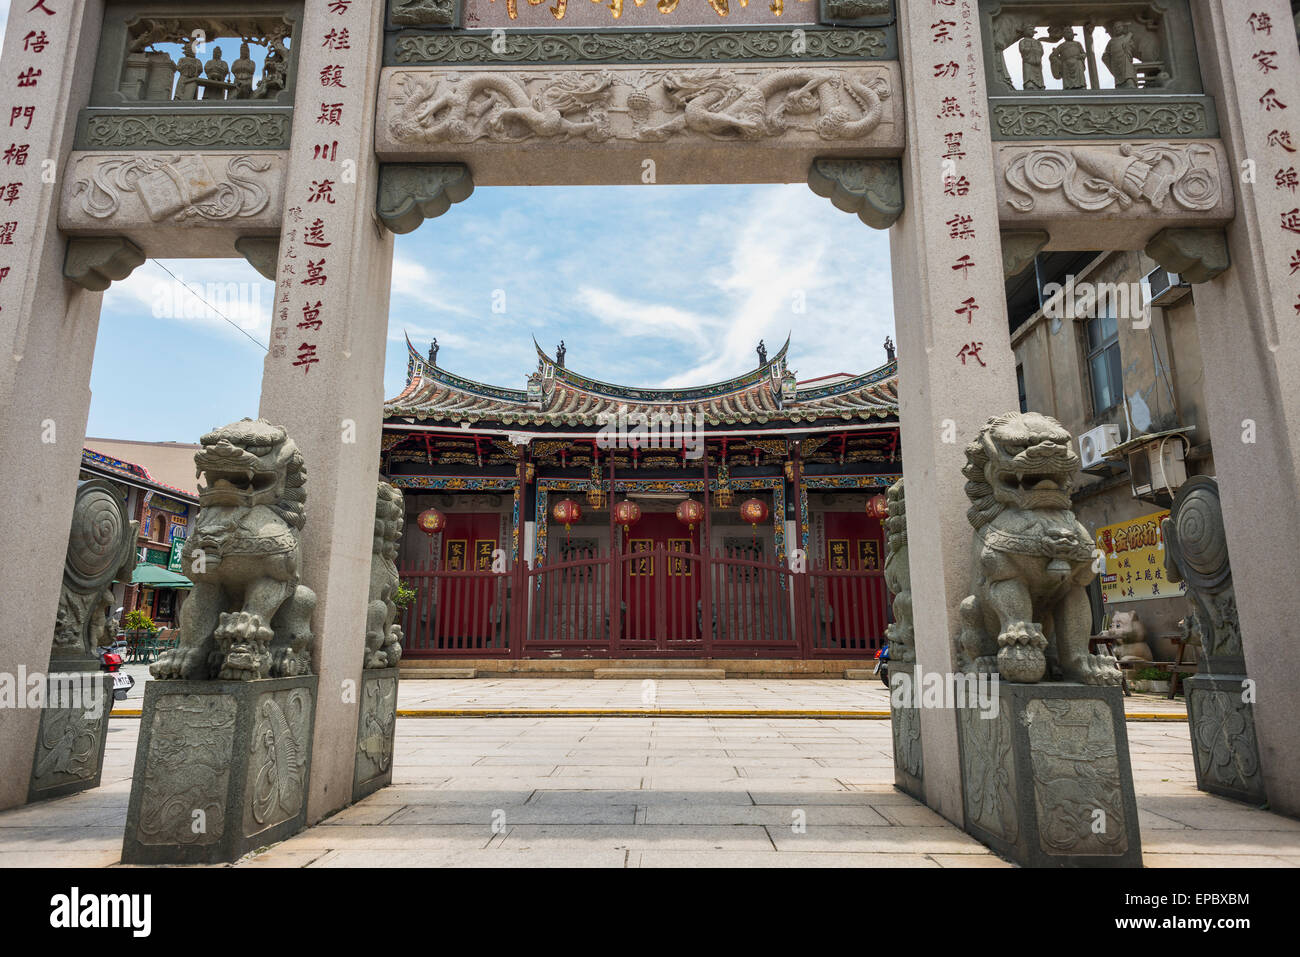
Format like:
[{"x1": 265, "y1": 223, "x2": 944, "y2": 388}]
[
  {"x1": 243, "y1": 686, "x2": 312, "y2": 837},
  {"x1": 356, "y1": 675, "x2": 399, "y2": 787},
  {"x1": 1003, "y1": 143, "x2": 1223, "y2": 214},
  {"x1": 960, "y1": 704, "x2": 1017, "y2": 842},
  {"x1": 383, "y1": 66, "x2": 895, "y2": 147},
  {"x1": 1187, "y1": 687, "x2": 1263, "y2": 798},
  {"x1": 31, "y1": 705, "x2": 105, "y2": 792},
  {"x1": 62, "y1": 153, "x2": 285, "y2": 234},
  {"x1": 1024, "y1": 698, "x2": 1128, "y2": 855},
  {"x1": 136, "y1": 694, "x2": 238, "y2": 846}
]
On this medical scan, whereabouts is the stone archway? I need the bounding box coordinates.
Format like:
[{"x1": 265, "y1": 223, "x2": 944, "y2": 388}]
[{"x1": 1, "y1": 0, "x2": 1296, "y2": 867}]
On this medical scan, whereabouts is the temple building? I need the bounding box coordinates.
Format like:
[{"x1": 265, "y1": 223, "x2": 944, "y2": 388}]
[{"x1": 381, "y1": 336, "x2": 901, "y2": 663}]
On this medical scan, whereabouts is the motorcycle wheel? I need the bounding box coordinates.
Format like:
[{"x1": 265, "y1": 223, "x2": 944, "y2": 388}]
[{"x1": 879, "y1": 666, "x2": 889, "y2": 688}]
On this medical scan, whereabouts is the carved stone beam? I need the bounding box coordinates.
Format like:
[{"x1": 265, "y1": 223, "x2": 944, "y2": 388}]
[
  {"x1": 807, "y1": 158, "x2": 903, "y2": 230},
  {"x1": 63, "y1": 237, "x2": 146, "y2": 292},
  {"x1": 1144, "y1": 227, "x2": 1230, "y2": 283},
  {"x1": 235, "y1": 236, "x2": 281, "y2": 280},
  {"x1": 1002, "y1": 229, "x2": 1049, "y2": 278},
  {"x1": 376, "y1": 163, "x2": 474, "y2": 235}
]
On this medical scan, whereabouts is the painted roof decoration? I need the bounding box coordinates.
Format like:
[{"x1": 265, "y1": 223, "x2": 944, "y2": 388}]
[
  {"x1": 81, "y1": 447, "x2": 198, "y2": 502},
  {"x1": 387, "y1": 334, "x2": 898, "y2": 428}
]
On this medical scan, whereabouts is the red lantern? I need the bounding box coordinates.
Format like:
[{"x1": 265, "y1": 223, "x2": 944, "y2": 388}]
[
  {"x1": 612, "y1": 499, "x2": 642, "y2": 533},
  {"x1": 552, "y1": 498, "x2": 582, "y2": 541},
  {"x1": 416, "y1": 508, "x2": 445, "y2": 535},
  {"x1": 675, "y1": 497, "x2": 704, "y2": 531},
  {"x1": 739, "y1": 497, "x2": 769, "y2": 544},
  {"x1": 416, "y1": 507, "x2": 445, "y2": 565},
  {"x1": 866, "y1": 493, "x2": 889, "y2": 519}
]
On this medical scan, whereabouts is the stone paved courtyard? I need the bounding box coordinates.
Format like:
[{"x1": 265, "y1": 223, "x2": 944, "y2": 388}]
[
  {"x1": 5, "y1": 680, "x2": 1297, "y2": 868},
  {"x1": 111, "y1": 672, "x2": 1191, "y2": 716}
]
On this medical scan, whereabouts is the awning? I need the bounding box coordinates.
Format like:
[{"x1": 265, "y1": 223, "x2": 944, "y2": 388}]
[{"x1": 128, "y1": 563, "x2": 193, "y2": 590}]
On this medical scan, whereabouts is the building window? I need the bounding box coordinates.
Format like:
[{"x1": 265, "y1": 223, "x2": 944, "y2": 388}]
[
  {"x1": 1085, "y1": 312, "x2": 1122, "y2": 415},
  {"x1": 1016, "y1": 364, "x2": 1028, "y2": 413}
]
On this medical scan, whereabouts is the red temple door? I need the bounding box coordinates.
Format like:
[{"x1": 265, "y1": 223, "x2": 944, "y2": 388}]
[
  {"x1": 618, "y1": 512, "x2": 701, "y2": 652},
  {"x1": 436, "y1": 512, "x2": 500, "y2": 640},
  {"x1": 818, "y1": 511, "x2": 886, "y2": 648}
]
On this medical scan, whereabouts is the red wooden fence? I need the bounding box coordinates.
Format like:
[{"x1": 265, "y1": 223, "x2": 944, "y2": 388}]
[{"x1": 398, "y1": 544, "x2": 888, "y2": 659}]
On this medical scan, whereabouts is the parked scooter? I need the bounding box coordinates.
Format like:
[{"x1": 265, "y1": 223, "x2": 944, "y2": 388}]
[
  {"x1": 872, "y1": 642, "x2": 890, "y2": 687},
  {"x1": 97, "y1": 639, "x2": 134, "y2": 701}
]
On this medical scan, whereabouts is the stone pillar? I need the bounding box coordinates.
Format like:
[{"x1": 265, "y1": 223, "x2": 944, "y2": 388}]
[
  {"x1": 256, "y1": 0, "x2": 395, "y2": 824},
  {"x1": 0, "y1": 0, "x2": 108, "y2": 812},
  {"x1": 1186, "y1": 0, "x2": 1300, "y2": 816},
  {"x1": 888, "y1": 0, "x2": 1020, "y2": 826}
]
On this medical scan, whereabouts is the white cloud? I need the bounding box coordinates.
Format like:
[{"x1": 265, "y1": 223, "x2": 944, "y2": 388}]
[{"x1": 106, "y1": 259, "x2": 273, "y2": 345}]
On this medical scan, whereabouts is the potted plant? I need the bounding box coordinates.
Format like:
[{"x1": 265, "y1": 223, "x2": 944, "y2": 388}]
[
  {"x1": 123, "y1": 609, "x2": 156, "y2": 636},
  {"x1": 393, "y1": 580, "x2": 417, "y2": 612}
]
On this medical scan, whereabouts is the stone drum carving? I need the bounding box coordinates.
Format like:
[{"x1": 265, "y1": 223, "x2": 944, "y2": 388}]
[
  {"x1": 52, "y1": 479, "x2": 139, "y2": 660},
  {"x1": 31, "y1": 479, "x2": 139, "y2": 802},
  {"x1": 366, "y1": 482, "x2": 406, "y2": 669},
  {"x1": 954, "y1": 412, "x2": 1121, "y2": 685},
  {"x1": 152, "y1": 419, "x2": 316, "y2": 681},
  {"x1": 1162, "y1": 476, "x2": 1264, "y2": 804}
]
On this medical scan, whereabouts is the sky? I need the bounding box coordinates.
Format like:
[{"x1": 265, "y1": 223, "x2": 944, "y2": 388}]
[{"x1": 86, "y1": 184, "x2": 897, "y2": 444}]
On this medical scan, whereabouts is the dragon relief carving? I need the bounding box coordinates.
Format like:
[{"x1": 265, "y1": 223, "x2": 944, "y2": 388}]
[
  {"x1": 365, "y1": 482, "x2": 406, "y2": 669},
  {"x1": 955, "y1": 412, "x2": 1121, "y2": 686},
  {"x1": 1004, "y1": 143, "x2": 1222, "y2": 213},
  {"x1": 72, "y1": 154, "x2": 275, "y2": 222},
  {"x1": 388, "y1": 68, "x2": 891, "y2": 144},
  {"x1": 152, "y1": 419, "x2": 316, "y2": 682}
]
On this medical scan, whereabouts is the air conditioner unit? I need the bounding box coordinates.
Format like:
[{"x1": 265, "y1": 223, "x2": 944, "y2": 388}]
[
  {"x1": 1079, "y1": 424, "x2": 1122, "y2": 469},
  {"x1": 1142, "y1": 267, "x2": 1191, "y2": 307},
  {"x1": 1128, "y1": 438, "x2": 1188, "y2": 498}
]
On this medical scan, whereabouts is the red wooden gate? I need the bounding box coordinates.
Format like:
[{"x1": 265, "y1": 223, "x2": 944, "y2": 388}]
[{"x1": 400, "y1": 546, "x2": 890, "y2": 658}]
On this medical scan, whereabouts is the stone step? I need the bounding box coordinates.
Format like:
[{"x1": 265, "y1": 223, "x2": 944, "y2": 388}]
[
  {"x1": 844, "y1": 669, "x2": 883, "y2": 680},
  {"x1": 399, "y1": 667, "x2": 477, "y2": 679},
  {"x1": 593, "y1": 668, "x2": 725, "y2": 680}
]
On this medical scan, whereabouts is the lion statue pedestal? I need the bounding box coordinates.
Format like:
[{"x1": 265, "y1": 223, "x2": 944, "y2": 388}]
[
  {"x1": 950, "y1": 413, "x2": 1141, "y2": 868},
  {"x1": 122, "y1": 421, "x2": 319, "y2": 865}
]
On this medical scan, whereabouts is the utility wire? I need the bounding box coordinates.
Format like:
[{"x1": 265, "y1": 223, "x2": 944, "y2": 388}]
[{"x1": 149, "y1": 259, "x2": 268, "y2": 352}]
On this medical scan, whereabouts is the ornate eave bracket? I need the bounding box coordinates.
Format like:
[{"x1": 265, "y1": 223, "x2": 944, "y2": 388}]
[
  {"x1": 64, "y1": 237, "x2": 146, "y2": 292},
  {"x1": 807, "y1": 157, "x2": 903, "y2": 230},
  {"x1": 377, "y1": 163, "x2": 474, "y2": 235},
  {"x1": 1144, "y1": 227, "x2": 1230, "y2": 284},
  {"x1": 235, "y1": 237, "x2": 281, "y2": 280},
  {"x1": 1002, "y1": 229, "x2": 1049, "y2": 278}
]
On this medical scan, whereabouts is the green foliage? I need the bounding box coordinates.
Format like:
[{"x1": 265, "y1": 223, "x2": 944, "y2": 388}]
[
  {"x1": 1134, "y1": 667, "x2": 1167, "y2": 681},
  {"x1": 393, "y1": 581, "x2": 418, "y2": 610},
  {"x1": 123, "y1": 609, "x2": 156, "y2": 634}
]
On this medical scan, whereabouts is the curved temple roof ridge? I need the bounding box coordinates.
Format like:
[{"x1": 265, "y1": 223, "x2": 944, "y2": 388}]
[{"x1": 389, "y1": 332, "x2": 898, "y2": 428}]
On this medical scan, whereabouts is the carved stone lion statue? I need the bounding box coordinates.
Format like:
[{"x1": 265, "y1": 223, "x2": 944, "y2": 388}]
[
  {"x1": 954, "y1": 412, "x2": 1121, "y2": 685},
  {"x1": 882, "y1": 479, "x2": 914, "y2": 664},
  {"x1": 1105, "y1": 609, "x2": 1152, "y2": 662},
  {"x1": 365, "y1": 482, "x2": 405, "y2": 670},
  {"x1": 152, "y1": 419, "x2": 315, "y2": 681}
]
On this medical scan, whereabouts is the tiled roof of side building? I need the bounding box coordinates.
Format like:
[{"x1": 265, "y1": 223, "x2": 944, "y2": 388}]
[{"x1": 386, "y1": 334, "x2": 898, "y2": 428}]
